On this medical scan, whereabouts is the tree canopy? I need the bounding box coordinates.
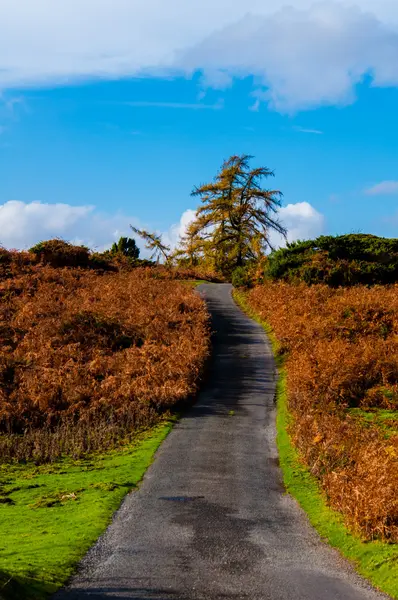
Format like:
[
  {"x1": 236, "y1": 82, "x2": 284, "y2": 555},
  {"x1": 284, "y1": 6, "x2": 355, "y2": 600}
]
[
  {"x1": 177, "y1": 154, "x2": 287, "y2": 275},
  {"x1": 110, "y1": 237, "x2": 140, "y2": 259}
]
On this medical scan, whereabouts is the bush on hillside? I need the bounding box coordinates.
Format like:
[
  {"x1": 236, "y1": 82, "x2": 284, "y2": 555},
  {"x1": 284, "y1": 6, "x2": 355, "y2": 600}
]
[
  {"x1": 232, "y1": 266, "x2": 253, "y2": 288},
  {"x1": 109, "y1": 236, "x2": 140, "y2": 259},
  {"x1": 109, "y1": 254, "x2": 154, "y2": 270},
  {"x1": 266, "y1": 234, "x2": 398, "y2": 286},
  {"x1": 89, "y1": 251, "x2": 117, "y2": 271},
  {"x1": 30, "y1": 239, "x2": 90, "y2": 268},
  {"x1": 232, "y1": 258, "x2": 268, "y2": 288}
]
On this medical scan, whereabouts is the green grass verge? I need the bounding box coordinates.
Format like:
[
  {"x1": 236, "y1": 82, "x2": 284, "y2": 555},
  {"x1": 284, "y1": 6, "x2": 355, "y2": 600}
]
[
  {"x1": 0, "y1": 423, "x2": 172, "y2": 600},
  {"x1": 233, "y1": 289, "x2": 398, "y2": 599},
  {"x1": 180, "y1": 280, "x2": 210, "y2": 288}
]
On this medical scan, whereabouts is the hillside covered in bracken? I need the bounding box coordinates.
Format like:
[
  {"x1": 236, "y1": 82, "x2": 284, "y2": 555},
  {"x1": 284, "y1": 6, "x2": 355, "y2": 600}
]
[
  {"x1": 246, "y1": 282, "x2": 398, "y2": 542},
  {"x1": 0, "y1": 244, "x2": 210, "y2": 462}
]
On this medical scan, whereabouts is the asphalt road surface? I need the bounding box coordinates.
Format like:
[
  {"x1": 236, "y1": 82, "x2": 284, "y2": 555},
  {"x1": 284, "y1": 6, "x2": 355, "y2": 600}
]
[{"x1": 55, "y1": 283, "x2": 388, "y2": 600}]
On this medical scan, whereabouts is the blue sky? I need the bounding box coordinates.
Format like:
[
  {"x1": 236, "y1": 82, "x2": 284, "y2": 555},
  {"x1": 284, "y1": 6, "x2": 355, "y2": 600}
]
[{"x1": 1, "y1": 0, "x2": 398, "y2": 251}]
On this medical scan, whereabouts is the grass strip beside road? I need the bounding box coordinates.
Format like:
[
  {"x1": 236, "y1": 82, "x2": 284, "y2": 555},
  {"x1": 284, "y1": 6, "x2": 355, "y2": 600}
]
[
  {"x1": 0, "y1": 423, "x2": 172, "y2": 600},
  {"x1": 233, "y1": 289, "x2": 398, "y2": 600},
  {"x1": 180, "y1": 280, "x2": 210, "y2": 288}
]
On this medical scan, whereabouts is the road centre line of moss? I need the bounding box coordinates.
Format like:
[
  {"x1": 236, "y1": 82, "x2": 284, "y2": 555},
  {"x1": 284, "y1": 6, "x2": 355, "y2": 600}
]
[
  {"x1": 233, "y1": 288, "x2": 398, "y2": 600},
  {"x1": 0, "y1": 422, "x2": 172, "y2": 600}
]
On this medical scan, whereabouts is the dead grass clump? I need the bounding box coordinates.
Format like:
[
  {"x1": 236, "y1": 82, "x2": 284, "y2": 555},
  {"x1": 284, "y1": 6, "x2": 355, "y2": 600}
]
[{"x1": 247, "y1": 282, "x2": 398, "y2": 541}]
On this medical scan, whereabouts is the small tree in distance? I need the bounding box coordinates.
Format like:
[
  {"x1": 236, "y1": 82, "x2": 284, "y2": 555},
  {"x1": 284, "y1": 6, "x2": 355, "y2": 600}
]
[{"x1": 110, "y1": 236, "x2": 140, "y2": 259}]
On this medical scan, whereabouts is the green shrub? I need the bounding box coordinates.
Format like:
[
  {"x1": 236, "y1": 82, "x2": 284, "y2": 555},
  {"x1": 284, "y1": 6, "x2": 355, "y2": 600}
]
[
  {"x1": 266, "y1": 234, "x2": 398, "y2": 286},
  {"x1": 89, "y1": 252, "x2": 115, "y2": 271},
  {"x1": 29, "y1": 239, "x2": 90, "y2": 268},
  {"x1": 232, "y1": 266, "x2": 253, "y2": 288},
  {"x1": 109, "y1": 237, "x2": 140, "y2": 259}
]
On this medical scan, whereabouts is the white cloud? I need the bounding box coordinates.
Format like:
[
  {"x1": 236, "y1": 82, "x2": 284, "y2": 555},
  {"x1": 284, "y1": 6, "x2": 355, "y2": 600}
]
[
  {"x1": 294, "y1": 126, "x2": 323, "y2": 135},
  {"x1": 0, "y1": 201, "x2": 92, "y2": 249},
  {"x1": 269, "y1": 202, "x2": 325, "y2": 248},
  {"x1": 123, "y1": 100, "x2": 224, "y2": 110},
  {"x1": 181, "y1": 3, "x2": 398, "y2": 112},
  {"x1": 0, "y1": 200, "x2": 141, "y2": 252},
  {"x1": 0, "y1": 94, "x2": 25, "y2": 127},
  {"x1": 1, "y1": 2, "x2": 398, "y2": 112},
  {"x1": 249, "y1": 99, "x2": 261, "y2": 112},
  {"x1": 163, "y1": 209, "x2": 197, "y2": 250},
  {"x1": 0, "y1": 200, "x2": 199, "y2": 258},
  {"x1": 365, "y1": 180, "x2": 398, "y2": 195},
  {"x1": 199, "y1": 69, "x2": 234, "y2": 90}
]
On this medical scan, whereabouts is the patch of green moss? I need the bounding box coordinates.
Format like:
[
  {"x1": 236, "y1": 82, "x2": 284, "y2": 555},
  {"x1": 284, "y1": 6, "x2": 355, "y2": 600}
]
[{"x1": 348, "y1": 408, "x2": 398, "y2": 438}]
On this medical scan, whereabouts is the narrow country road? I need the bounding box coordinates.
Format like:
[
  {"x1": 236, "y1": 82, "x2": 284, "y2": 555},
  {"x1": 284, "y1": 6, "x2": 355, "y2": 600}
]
[{"x1": 55, "y1": 284, "x2": 387, "y2": 600}]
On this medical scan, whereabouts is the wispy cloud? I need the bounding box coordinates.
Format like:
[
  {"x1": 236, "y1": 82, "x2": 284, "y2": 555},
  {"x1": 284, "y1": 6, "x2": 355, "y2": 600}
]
[
  {"x1": 293, "y1": 126, "x2": 323, "y2": 135},
  {"x1": 365, "y1": 181, "x2": 398, "y2": 196},
  {"x1": 0, "y1": 94, "x2": 26, "y2": 136},
  {"x1": 0, "y1": 95, "x2": 27, "y2": 120},
  {"x1": 249, "y1": 99, "x2": 260, "y2": 112},
  {"x1": 5, "y1": 96, "x2": 25, "y2": 113},
  {"x1": 124, "y1": 100, "x2": 224, "y2": 110}
]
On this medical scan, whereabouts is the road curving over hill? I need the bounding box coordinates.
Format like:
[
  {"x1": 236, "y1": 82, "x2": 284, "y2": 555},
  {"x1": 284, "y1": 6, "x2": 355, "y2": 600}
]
[{"x1": 55, "y1": 283, "x2": 388, "y2": 600}]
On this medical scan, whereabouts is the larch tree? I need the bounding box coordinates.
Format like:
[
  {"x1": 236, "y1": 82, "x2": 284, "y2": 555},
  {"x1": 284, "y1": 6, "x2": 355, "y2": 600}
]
[
  {"x1": 173, "y1": 226, "x2": 201, "y2": 267},
  {"x1": 130, "y1": 227, "x2": 171, "y2": 263},
  {"x1": 184, "y1": 155, "x2": 287, "y2": 275}
]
